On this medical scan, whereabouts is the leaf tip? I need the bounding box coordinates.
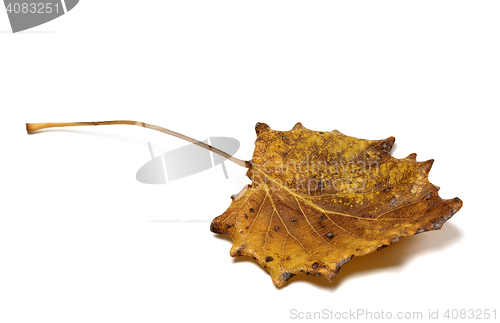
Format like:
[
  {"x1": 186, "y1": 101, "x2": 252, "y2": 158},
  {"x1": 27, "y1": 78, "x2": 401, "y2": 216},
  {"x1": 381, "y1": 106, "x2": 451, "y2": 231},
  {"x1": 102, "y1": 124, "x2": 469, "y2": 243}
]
[
  {"x1": 419, "y1": 159, "x2": 434, "y2": 173},
  {"x1": 380, "y1": 136, "x2": 396, "y2": 153},
  {"x1": 209, "y1": 219, "x2": 223, "y2": 234},
  {"x1": 270, "y1": 271, "x2": 296, "y2": 287},
  {"x1": 292, "y1": 122, "x2": 305, "y2": 130},
  {"x1": 210, "y1": 216, "x2": 234, "y2": 235},
  {"x1": 452, "y1": 197, "x2": 463, "y2": 211},
  {"x1": 229, "y1": 245, "x2": 244, "y2": 257},
  {"x1": 255, "y1": 122, "x2": 270, "y2": 135}
]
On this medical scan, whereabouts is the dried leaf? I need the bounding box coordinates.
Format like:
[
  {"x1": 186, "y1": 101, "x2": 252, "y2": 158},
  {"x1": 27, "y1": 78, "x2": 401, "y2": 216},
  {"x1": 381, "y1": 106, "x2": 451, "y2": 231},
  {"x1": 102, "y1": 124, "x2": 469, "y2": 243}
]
[
  {"x1": 210, "y1": 122, "x2": 462, "y2": 287},
  {"x1": 25, "y1": 120, "x2": 462, "y2": 287}
]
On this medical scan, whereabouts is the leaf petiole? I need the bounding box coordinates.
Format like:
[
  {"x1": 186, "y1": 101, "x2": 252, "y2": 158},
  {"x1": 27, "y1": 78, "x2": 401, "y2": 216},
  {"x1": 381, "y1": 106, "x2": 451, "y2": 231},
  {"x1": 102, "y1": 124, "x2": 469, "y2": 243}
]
[{"x1": 26, "y1": 120, "x2": 250, "y2": 168}]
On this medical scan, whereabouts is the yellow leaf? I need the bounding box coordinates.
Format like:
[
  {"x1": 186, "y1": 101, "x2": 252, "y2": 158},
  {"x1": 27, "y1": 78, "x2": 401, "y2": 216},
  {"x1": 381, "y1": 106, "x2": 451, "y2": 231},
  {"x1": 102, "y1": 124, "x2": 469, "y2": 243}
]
[{"x1": 211, "y1": 122, "x2": 462, "y2": 287}]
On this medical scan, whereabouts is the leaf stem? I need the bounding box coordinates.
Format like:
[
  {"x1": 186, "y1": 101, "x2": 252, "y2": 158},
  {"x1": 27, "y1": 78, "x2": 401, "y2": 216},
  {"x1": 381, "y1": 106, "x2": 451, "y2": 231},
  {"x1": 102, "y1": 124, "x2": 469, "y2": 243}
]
[{"x1": 26, "y1": 120, "x2": 250, "y2": 168}]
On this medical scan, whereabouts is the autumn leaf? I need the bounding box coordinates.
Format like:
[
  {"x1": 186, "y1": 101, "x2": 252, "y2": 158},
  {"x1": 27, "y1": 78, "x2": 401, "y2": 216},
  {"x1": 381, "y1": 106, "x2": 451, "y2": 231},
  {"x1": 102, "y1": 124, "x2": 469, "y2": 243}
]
[
  {"x1": 210, "y1": 122, "x2": 462, "y2": 287},
  {"x1": 26, "y1": 120, "x2": 462, "y2": 288}
]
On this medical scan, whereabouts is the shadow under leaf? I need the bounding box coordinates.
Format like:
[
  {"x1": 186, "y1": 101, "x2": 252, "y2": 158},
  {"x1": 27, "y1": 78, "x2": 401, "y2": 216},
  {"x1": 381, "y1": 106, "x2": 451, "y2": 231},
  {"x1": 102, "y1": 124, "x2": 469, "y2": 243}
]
[{"x1": 212, "y1": 222, "x2": 463, "y2": 290}]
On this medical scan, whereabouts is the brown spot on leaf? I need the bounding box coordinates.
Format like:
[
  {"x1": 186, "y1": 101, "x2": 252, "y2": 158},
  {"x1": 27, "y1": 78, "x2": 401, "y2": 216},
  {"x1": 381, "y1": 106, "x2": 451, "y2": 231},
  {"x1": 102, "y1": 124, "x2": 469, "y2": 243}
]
[{"x1": 282, "y1": 272, "x2": 295, "y2": 281}]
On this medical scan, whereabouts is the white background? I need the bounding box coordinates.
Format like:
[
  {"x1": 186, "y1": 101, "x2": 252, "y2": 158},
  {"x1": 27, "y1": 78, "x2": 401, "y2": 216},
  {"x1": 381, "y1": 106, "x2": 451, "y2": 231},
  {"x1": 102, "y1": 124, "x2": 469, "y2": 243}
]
[{"x1": 1, "y1": 1, "x2": 499, "y2": 322}]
